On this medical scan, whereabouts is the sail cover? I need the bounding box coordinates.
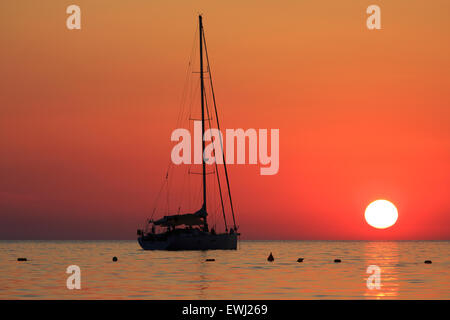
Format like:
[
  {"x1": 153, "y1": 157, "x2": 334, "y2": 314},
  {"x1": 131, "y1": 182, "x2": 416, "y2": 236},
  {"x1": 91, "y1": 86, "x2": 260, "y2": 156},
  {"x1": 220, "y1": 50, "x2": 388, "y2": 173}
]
[{"x1": 153, "y1": 208, "x2": 207, "y2": 227}]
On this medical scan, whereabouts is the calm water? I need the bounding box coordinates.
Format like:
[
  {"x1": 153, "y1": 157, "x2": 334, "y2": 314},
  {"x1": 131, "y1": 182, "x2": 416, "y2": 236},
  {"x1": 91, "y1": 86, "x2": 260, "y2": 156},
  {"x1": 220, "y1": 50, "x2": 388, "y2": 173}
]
[{"x1": 0, "y1": 240, "x2": 448, "y2": 299}]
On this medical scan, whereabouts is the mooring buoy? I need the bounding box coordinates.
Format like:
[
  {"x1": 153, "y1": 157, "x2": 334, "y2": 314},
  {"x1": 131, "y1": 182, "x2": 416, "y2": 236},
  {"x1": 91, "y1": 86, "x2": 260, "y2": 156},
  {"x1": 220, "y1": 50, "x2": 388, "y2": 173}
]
[
  {"x1": 267, "y1": 252, "x2": 274, "y2": 262},
  {"x1": 112, "y1": 256, "x2": 118, "y2": 262},
  {"x1": 334, "y1": 259, "x2": 341, "y2": 263},
  {"x1": 424, "y1": 260, "x2": 432, "y2": 264},
  {"x1": 297, "y1": 258, "x2": 304, "y2": 262},
  {"x1": 17, "y1": 258, "x2": 27, "y2": 262}
]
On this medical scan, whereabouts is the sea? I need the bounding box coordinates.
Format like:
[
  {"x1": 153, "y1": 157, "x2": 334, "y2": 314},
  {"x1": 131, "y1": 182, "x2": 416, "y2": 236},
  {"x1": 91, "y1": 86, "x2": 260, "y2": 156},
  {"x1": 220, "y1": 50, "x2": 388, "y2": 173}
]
[{"x1": 0, "y1": 240, "x2": 448, "y2": 299}]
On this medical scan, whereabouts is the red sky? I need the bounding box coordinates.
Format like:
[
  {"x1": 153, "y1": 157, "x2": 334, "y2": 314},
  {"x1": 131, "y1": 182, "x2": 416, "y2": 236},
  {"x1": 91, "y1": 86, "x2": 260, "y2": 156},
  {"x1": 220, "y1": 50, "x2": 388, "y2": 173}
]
[{"x1": 1, "y1": 0, "x2": 449, "y2": 239}]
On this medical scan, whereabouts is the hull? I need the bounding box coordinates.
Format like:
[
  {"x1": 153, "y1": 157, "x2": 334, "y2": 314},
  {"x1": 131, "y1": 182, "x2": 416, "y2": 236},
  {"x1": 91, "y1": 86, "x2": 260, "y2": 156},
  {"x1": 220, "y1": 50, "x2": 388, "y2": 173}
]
[{"x1": 138, "y1": 232, "x2": 238, "y2": 250}]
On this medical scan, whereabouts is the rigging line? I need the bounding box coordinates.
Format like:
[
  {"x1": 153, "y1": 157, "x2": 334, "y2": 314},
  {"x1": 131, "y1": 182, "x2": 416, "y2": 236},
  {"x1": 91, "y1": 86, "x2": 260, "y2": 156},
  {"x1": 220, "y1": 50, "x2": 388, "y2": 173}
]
[
  {"x1": 159, "y1": 35, "x2": 196, "y2": 218},
  {"x1": 187, "y1": 165, "x2": 191, "y2": 210},
  {"x1": 176, "y1": 25, "x2": 198, "y2": 129},
  {"x1": 188, "y1": 80, "x2": 200, "y2": 121},
  {"x1": 199, "y1": 15, "x2": 207, "y2": 216},
  {"x1": 165, "y1": 29, "x2": 196, "y2": 220},
  {"x1": 166, "y1": 174, "x2": 170, "y2": 214},
  {"x1": 193, "y1": 179, "x2": 202, "y2": 211},
  {"x1": 202, "y1": 27, "x2": 237, "y2": 230},
  {"x1": 146, "y1": 25, "x2": 199, "y2": 225},
  {"x1": 189, "y1": 170, "x2": 216, "y2": 175},
  {"x1": 150, "y1": 176, "x2": 168, "y2": 221},
  {"x1": 204, "y1": 85, "x2": 228, "y2": 231},
  {"x1": 177, "y1": 161, "x2": 188, "y2": 214}
]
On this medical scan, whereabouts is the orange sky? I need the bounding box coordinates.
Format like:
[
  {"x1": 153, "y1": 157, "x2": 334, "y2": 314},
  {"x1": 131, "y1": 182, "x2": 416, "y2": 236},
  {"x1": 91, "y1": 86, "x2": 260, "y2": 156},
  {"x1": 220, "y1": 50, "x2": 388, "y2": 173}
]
[{"x1": 1, "y1": 0, "x2": 449, "y2": 239}]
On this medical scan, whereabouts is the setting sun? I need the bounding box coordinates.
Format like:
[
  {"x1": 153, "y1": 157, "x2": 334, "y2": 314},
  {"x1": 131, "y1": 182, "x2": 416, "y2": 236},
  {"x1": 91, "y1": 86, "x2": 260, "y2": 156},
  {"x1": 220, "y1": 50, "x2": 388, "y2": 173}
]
[{"x1": 365, "y1": 200, "x2": 398, "y2": 229}]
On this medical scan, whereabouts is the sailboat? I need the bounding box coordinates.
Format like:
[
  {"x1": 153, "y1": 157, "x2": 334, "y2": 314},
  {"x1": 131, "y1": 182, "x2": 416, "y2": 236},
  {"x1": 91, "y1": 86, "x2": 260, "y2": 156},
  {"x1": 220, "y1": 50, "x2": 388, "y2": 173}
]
[{"x1": 137, "y1": 15, "x2": 239, "y2": 250}]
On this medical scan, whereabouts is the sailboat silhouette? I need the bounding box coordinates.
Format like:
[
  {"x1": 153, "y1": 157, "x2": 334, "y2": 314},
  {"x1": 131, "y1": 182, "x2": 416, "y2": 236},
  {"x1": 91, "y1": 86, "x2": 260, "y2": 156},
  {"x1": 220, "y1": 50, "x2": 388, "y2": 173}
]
[{"x1": 137, "y1": 15, "x2": 239, "y2": 250}]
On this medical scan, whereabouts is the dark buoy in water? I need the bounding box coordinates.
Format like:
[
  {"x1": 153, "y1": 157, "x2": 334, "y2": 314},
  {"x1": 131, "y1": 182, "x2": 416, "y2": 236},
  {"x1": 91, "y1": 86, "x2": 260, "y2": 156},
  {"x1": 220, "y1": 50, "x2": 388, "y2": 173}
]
[
  {"x1": 297, "y1": 258, "x2": 304, "y2": 263},
  {"x1": 206, "y1": 259, "x2": 215, "y2": 262},
  {"x1": 334, "y1": 259, "x2": 341, "y2": 263},
  {"x1": 424, "y1": 260, "x2": 432, "y2": 264},
  {"x1": 17, "y1": 258, "x2": 27, "y2": 261},
  {"x1": 112, "y1": 256, "x2": 118, "y2": 262},
  {"x1": 267, "y1": 252, "x2": 274, "y2": 262}
]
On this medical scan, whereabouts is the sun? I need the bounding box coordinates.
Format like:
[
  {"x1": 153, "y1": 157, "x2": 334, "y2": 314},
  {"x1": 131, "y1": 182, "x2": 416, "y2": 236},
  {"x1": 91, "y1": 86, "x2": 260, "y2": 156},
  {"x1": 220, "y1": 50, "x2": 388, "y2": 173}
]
[{"x1": 365, "y1": 200, "x2": 398, "y2": 229}]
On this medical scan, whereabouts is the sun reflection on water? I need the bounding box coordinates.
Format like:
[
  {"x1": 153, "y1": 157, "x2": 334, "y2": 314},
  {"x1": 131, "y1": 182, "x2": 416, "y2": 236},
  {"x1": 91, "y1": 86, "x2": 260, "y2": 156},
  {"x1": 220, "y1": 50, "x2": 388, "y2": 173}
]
[{"x1": 364, "y1": 242, "x2": 399, "y2": 299}]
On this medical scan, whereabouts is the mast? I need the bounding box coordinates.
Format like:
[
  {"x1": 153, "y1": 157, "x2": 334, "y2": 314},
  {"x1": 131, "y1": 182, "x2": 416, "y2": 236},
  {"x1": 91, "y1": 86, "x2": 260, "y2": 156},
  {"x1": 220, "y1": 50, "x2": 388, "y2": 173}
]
[{"x1": 199, "y1": 15, "x2": 207, "y2": 227}]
